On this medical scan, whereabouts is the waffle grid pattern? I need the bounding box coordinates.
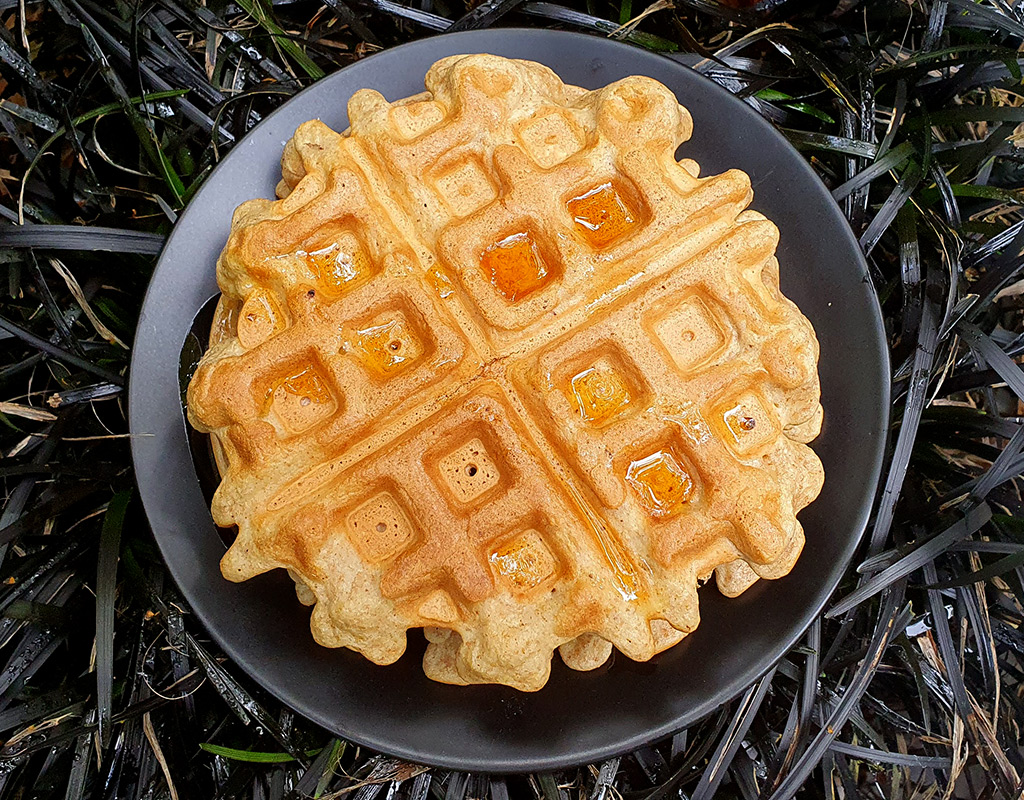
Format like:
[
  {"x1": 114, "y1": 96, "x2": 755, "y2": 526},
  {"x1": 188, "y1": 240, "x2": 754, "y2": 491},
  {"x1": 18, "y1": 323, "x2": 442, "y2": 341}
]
[{"x1": 187, "y1": 54, "x2": 824, "y2": 690}]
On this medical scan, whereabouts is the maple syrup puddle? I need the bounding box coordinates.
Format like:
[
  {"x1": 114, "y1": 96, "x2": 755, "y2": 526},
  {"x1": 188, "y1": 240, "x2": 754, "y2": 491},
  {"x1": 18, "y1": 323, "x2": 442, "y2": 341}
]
[
  {"x1": 481, "y1": 232, "x2": 551, "y2": 302},
  {"x1": 626, "y1": 450, "x2": 694, "y2": 518},
  {"x1": 266, "y1": 365, "x2": 333, "y2": 409},
  {"x1": 354, "y1": 317, "x2": 423, "y2": 378},
  {"x1": 567, "y1": 182, "x2": 638, "y2": 248},
  {"x1": 723, "y1": 404, "x2": 758, "y2": 442},
  {"x1": 570, "y1": 365, "x2": 631, "y2": 425},
  {"x1": 490, "y1": 532, "x2": 555, "y2": 592},
  {"x1": 301, "y1": 242, "x2": 369, "y2": 292}
]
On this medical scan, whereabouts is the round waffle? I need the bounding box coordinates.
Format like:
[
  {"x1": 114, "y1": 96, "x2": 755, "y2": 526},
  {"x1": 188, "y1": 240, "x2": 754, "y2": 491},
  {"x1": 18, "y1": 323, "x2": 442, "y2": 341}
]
[{"x1": 186, "y1": 53, "x2": 824, "y2": 691}]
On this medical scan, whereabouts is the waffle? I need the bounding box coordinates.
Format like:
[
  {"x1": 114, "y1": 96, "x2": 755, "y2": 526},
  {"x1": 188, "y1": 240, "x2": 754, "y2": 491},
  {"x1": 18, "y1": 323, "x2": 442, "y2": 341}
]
[{"x1": 187, "y1": 54, "x2": 824, "y2": 691}]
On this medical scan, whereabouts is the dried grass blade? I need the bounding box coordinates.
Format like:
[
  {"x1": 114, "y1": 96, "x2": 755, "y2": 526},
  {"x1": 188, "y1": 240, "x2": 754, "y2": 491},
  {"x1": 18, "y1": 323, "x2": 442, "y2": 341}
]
[
  {"x1": 924, "y1": 550, "x2": 1024, "y2": 589},
  {"x1": 48, "y1": 258, "x2": 127, "y2": 349},
  {"x1": 142, "y1": 712, "x2": 180, "y2": 800},
  {"x1": 518, "y1": 3, "x2": 678, "y2": 50},
  {"x1": 764, "y1": 693, "x2": 800, "y2": 793},
  {"x1": 46, "y1": 383, "x2": 121, "y2": 408},
  {"x1": 969, "y1": 424, "x2": 1024, "y2": 503},
  {"x1": 24, "y1": 251, "x2": 82, "y2": 355},
  {"x1": 958, "y1": 583, "x2": 997, "y2": 701},
  {"x1": 0, "y1": 402, "x2": 57, "y2": 423},
  {"x1": 877, "y1": 80, "x2": 908, "y2": 159},
  {"x1": 590, "y1": 758, "x2": 620, "y2": 800}
]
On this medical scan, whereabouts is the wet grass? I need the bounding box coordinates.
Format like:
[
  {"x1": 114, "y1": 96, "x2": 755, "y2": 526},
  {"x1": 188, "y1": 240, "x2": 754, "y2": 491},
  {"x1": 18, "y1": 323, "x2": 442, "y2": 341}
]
[{"x1": 1, "y1": 0, "x2": 1024, "y2": 797}]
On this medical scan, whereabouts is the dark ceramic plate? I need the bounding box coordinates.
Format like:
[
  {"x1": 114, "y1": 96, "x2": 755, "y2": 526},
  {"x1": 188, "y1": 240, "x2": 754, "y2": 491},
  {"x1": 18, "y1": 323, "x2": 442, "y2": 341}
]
[{"x1": 129, "y1": 29, "x2": 889, "y2": 773}]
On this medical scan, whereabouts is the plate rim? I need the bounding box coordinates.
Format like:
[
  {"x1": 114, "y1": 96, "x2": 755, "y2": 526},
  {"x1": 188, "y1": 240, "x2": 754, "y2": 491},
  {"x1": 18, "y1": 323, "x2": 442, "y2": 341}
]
[{"x1": 129, "y1": 27, "x2": 891, "y2": 772}]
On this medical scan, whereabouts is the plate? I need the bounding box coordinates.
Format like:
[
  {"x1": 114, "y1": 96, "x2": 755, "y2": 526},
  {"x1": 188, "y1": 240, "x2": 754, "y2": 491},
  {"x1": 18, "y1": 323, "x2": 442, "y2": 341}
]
[{"x1": 129, "y1": 29, "x2": 889, "y2": 773}]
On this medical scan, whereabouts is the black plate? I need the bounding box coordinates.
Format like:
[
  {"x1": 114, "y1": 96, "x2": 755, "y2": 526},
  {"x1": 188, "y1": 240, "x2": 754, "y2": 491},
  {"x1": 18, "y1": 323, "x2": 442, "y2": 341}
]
[{"x1": 129, "y1": 29, "x2": 889, "y2": 773}]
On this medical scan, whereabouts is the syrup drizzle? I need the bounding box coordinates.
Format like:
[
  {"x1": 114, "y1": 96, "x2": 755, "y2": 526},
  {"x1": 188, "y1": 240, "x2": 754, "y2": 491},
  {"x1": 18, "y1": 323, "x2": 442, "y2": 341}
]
[
  {"x1": 481, "y1": 232, "x2": 550, "y2": 302},
  {"x1": 354, "y1": 318, "x2": 420, "y2": 377},
  {"x1": 626, "y1": 450, "x2": 693, "y2": 518},
  {"x1": 723, "y1": 404, "x2": 758, "y2": 442},
  {"x1": 567, "y1": 182, "x2": 638, "y2": 248},
  {"x1": 570, "y1": 365, "x2": 631, "y2": 425},
  {"x1": 302, "y1": 242, "x2": 368, "y2": 292},
  {"x1": 266, "y1": 366, "x2": 332, "y2": 409}
]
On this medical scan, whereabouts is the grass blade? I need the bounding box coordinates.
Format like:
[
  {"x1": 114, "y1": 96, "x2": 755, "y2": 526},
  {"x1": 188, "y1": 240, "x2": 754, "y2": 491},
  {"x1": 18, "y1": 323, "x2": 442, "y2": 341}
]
[
  {"x1": 199, "y1": 743, "x2": 315, "y2": 763},
  {"x1": 0, "y1": 225, "x2": 165, "y2": 254},
  {"x1": 0, "y1": 314, "x2": 124, "y2": 386},
  {"x1": 96, "y1": 489, "x2": 131, "y2": 748},
  {"x1": 233, "y1": 0, "x2": 325, "y2": 80}
]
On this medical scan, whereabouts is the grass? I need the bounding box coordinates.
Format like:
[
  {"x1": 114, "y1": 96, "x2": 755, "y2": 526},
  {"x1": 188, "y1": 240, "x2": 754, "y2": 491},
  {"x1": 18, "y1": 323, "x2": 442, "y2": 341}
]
[{"x1": 1, "y1": 0, "x2": 1024, "y2": 798}]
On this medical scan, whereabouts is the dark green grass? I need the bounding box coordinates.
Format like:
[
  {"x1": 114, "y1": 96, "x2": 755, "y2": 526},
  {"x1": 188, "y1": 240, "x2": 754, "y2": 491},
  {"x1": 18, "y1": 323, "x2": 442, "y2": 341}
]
[{"x1": 1, "y1": 0, "x2": 1024, "y2": 797}]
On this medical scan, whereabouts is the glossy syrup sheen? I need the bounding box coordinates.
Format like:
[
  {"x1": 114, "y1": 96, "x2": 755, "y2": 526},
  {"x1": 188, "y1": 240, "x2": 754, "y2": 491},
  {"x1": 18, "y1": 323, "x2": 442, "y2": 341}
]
[
  {"x1": 481, "y1": 232, "x2": 550, "y2": 302},
  {"x1": 242, "y1": 293, "x2": 275, "y2": 327},
  {"x1": 212, "y1": 301, "x2": 239, "y2": 346},
  {"x1": 237, "y1": 289, "x2": 287, "y2": 350},
  {"x1": 626, "y1": 451, "x2": 693, "y2": 517},
  {"x1": 570, "y1": 365, "x2": 631, "y2": 425},
  {"x1": 267, "y1": 365, "x2": 333, "y2": 408},
  {"x1": 302, "y1": 242, "x2": 368, "y2": 292},
  {"x1": 355, "y1": 318, "x2": 421, "y2": 377},
  {"x1": 428, "y1": 267, "x2": 455, "y2": 299},
  {"x1": 490, "y1": 533, "x2": 554, "y2": 591},
  {"x1": 567, "y1": 182, "x2": 638, "y2": 248},
  {"x1": 723, "y1": 404, "x2": 757, "y2": 440}
]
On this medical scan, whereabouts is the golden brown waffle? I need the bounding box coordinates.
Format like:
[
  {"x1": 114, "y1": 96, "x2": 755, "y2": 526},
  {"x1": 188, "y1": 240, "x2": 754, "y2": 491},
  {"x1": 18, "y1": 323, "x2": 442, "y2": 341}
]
[{"x1": 187, "y1": 54, "x2": 824, "y2": 691}]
